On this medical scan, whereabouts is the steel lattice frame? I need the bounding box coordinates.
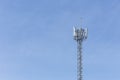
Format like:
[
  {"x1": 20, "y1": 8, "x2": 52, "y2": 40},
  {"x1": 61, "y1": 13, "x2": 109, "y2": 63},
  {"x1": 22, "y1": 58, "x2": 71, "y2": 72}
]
[
  {"x1": 73, "y1": 27, "x2": 88, "y2": 80},
  {"x1": 77, "y1": 40, "x2": 82, "y2": 80}
]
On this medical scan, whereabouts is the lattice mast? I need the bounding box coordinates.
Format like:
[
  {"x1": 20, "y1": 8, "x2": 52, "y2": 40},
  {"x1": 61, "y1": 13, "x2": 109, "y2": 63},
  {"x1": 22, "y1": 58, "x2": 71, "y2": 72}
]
[{"x1": 73, "y1": 27, "x2": 88, "y2": 80}]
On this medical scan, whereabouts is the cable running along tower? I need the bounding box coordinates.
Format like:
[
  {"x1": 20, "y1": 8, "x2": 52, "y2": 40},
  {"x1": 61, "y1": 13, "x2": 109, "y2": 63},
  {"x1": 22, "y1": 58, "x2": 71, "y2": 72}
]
[{"x1": 73, "y1": 27, "x2": 88, "y2": 80}]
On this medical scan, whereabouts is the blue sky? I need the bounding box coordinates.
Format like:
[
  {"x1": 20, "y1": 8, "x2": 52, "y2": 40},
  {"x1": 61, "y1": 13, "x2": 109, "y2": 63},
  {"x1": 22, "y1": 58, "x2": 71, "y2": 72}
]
[{"x1": 0, "y1": 0, "x2": 120, "y2": 80}]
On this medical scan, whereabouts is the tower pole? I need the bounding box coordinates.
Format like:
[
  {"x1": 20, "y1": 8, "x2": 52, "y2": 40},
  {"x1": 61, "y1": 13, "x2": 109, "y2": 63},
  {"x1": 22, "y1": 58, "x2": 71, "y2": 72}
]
[{"x1": 77, "y1": 40, "x2": 82, "y2": 80}]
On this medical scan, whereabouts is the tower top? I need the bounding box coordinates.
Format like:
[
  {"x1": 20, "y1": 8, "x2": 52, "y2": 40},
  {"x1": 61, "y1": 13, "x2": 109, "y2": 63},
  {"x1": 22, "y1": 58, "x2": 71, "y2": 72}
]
[{"x1": 73, "y1": 27, "x2": 88, "y2": 41}]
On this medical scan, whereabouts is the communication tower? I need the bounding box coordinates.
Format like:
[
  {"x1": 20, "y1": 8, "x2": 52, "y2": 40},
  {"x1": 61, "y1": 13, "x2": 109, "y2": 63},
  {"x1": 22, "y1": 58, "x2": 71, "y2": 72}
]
[{"x1": 73, "y1": 27, "x2": 88, "y2": 80}]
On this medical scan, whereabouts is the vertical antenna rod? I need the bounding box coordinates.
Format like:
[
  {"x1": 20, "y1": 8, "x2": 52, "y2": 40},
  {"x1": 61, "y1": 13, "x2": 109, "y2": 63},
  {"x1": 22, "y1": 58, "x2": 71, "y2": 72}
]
[{"x1": 73, "y1": 27, "x2": 88, "y2": 80}]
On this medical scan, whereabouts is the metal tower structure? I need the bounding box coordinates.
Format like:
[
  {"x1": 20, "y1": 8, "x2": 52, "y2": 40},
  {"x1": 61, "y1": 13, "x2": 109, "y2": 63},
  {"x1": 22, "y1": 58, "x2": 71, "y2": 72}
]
[{"x1": 73, "y1": 27, "x2": 88, "y2": 80}]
